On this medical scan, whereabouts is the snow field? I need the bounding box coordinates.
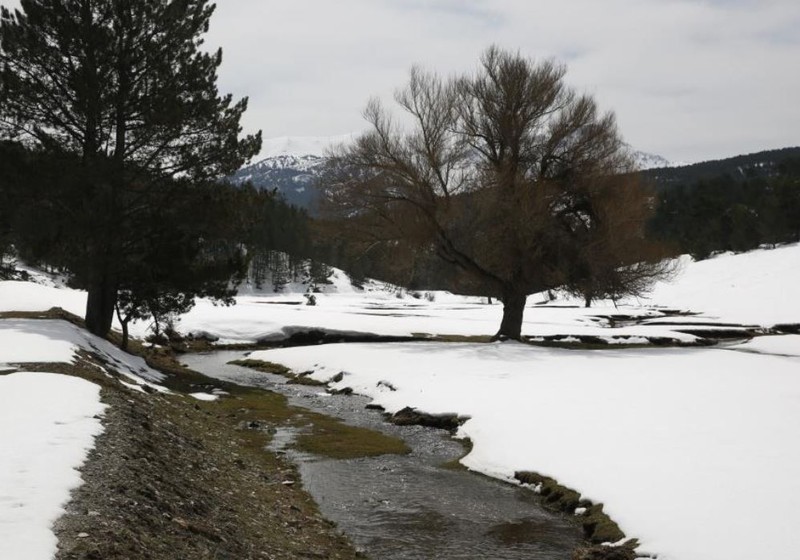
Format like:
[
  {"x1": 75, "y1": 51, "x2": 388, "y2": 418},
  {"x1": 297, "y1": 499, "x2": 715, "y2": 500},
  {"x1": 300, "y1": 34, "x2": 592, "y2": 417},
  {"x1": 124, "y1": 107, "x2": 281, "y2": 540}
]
[
  {"x1": 643, "y1": 244, "x2": 800, "y2": 326},
  {"x1": 249, "y1": 341, "x2": 800, "y2": 560},
  {"x1": 4, "y1": 244, "x2": 798, "y2": 346}
]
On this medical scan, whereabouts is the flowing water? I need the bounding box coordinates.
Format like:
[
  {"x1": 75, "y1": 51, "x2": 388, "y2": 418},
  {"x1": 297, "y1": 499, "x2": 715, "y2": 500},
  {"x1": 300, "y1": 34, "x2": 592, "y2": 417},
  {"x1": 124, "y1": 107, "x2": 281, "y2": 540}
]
[{"x1": 182, "y1": 351, "x2": 585, "y2": 559}]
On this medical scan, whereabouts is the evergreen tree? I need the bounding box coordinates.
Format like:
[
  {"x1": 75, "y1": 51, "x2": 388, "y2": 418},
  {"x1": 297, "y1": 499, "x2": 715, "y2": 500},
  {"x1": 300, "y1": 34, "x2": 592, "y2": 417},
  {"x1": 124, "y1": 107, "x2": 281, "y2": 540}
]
[
  {"x1": 269, "y1": 251, "x2": 289, "y2": 292},
  {"x1": 0, "y1": 142, "x2": 24, "y2": 275},
  {"x1": 307, "y1": 259, "x2": 333, "y2": 292},
  {"x1": 648, "y1": 157, "x2": 800, "y2": 259},
  {"x1": 0, "y1": 0, "x2": 261, "y2": 336},
  {"x1": 232, "y1": 185, "x2": 313, "y2": 290},
  {"x1": 113, "y1": 178, "x2": 249, "y2": 349}
]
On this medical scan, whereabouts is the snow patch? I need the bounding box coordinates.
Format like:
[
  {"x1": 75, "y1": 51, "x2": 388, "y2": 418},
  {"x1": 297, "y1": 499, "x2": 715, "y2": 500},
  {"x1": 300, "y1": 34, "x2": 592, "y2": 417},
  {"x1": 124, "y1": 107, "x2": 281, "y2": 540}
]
[
  {"x1": 189, "y1": 392, "x2": 219, "y2": 402},
  {"x1": 0, "y1": 372, "x2": 105, "y2": 560},
  {"x1": 0, "y1": 319, "x2": 166, "y2": 390}
]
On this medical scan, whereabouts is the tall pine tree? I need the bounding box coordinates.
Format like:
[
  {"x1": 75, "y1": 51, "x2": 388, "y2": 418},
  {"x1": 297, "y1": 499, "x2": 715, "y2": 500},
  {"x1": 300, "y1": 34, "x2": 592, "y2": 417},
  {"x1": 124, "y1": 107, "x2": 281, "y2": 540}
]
[{"x1": 0, "y1": 0, "x2": 261, "y2": 336}]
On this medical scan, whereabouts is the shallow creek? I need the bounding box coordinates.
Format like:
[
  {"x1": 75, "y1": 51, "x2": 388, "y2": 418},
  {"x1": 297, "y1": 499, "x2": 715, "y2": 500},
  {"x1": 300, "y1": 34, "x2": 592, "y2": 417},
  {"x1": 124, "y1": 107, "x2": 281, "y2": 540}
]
[{"x1": 182, "y1": 350, "x2": 584, "y2": 559}]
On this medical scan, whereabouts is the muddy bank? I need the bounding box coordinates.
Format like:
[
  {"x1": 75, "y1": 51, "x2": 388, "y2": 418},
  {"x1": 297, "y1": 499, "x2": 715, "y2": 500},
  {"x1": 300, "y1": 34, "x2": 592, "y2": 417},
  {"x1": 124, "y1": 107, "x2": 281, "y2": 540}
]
[{"x1": 16, "y1": 357, "x2": 361, "y2": 560}]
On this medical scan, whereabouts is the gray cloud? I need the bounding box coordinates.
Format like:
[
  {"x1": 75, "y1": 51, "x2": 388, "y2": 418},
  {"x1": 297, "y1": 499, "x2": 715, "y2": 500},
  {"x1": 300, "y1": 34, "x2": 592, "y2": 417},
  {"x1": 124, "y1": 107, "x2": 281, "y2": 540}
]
[
  {"x1": 1, "y1": 0, "x2": 797, "y2": 162},
  {"x1": 205, "y1": 0, "x2": 800, "y2": 162}
]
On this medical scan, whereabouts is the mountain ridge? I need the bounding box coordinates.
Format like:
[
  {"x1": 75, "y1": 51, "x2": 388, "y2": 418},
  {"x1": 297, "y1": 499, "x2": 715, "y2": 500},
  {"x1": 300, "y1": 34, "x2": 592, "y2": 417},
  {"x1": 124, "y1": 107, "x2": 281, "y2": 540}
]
[{"x1": 232, "y1": 135, "x2": 798, "y2": 209}]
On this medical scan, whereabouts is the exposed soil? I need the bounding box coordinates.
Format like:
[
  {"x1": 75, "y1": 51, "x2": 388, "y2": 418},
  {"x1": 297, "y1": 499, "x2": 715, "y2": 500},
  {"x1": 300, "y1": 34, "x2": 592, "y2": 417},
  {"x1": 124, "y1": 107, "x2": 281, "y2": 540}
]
[{"x1": 12, "y1": 355, "x2": 361, "y2": 560}]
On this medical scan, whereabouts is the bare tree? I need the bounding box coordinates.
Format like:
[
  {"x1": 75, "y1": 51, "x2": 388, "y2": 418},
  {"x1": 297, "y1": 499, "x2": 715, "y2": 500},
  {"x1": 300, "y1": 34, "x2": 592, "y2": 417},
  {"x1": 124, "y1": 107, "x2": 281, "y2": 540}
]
[
  {"x1": 556, "y1": 174, "x2": 677, "y2": 307},
  {"x1": 325, "y1": 47, "x2": 668, "y2": 339}
]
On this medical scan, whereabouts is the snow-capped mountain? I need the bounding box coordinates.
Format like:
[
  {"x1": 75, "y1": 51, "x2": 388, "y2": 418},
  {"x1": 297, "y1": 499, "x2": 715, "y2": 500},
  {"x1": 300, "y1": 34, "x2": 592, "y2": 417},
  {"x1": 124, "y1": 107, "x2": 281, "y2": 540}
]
[
  {"x1": 230, "y1": 135, "x2": 358, "y2": 210},
  {"x1": 629, "y1": 148, "x2": 679, "y2": 170},
  {"x1": 231, "y1": 153, "x2": 325, "y2": 209},
  {"x1": 632, "y1": 151, "x2": 673, "y2": 170},
  {"x1": 232, "y1": 135, "x2": 678, "y2": 209}
]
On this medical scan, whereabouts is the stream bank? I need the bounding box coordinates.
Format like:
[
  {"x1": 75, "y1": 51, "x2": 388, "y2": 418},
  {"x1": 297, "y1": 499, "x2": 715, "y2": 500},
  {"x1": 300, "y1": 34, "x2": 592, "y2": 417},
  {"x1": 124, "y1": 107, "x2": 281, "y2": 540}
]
[
  {"x1": 182, "y1": 350, "x2": 588, "y2": 560},
  {"x1": 8, "y1": 355, "x2": 360, "y2": 560}
]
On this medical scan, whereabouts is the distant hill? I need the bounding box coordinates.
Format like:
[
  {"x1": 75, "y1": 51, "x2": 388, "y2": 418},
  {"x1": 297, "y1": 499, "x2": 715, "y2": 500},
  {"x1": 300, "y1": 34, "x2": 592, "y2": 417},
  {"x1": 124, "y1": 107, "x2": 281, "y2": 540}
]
[
  {"x1": 647, "y1": 146, "x2": 800, "y2": 259},
  {"x1": 232, "y1": 136, "x2": 800, "y2": 209},
  {"x1": 642, "y1": 147, "x2": 800, "y2": 189}
]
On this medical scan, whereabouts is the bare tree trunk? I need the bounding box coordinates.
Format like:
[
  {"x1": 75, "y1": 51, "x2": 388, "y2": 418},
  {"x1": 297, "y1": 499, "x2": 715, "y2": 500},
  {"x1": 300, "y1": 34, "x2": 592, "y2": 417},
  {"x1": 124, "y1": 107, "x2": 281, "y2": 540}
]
[
  {"x1": 119, "y1": 319, "x2": 129, "y2": 350},
  {"x1": 115, "y1": 304, "x2": 130, "y2": 351},
  {"x1": 494, "y1": 287, "x2": 527, "y2": 341},
  {"x1": 85, "y1": 268, "x2": 117, "y2": 338},
  {"x1": 584, "y1": 292, "x2": 593, "y2": 308}
]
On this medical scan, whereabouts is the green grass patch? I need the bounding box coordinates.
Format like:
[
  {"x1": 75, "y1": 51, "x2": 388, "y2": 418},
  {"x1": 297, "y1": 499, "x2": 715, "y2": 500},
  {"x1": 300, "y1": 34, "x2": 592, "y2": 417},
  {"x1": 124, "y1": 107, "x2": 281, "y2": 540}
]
[
  {"x1": 0, "y1": 307, "x2": 85, "y2": 324},
  {"x1": 4, "y1": 315, "x2": 407, "y2": 463},
  {"x1": 199, "y1": 382, "x2": 409, "y2": 460},
  {"x1": 296, "y1": 413, "x2": 410, "y2": 459},
  {"x1": 525, "y1": 339, "x2": 657, "y2": 351},
  {"x1": 62, "y1": 343, "x2": 407, "y2": 462},
  {"x1": 229, "y1": 358, "x2": 292, "y2": 376},
  {"x1": 287, "y1": 376, "x2": 326, "y2": 387}
]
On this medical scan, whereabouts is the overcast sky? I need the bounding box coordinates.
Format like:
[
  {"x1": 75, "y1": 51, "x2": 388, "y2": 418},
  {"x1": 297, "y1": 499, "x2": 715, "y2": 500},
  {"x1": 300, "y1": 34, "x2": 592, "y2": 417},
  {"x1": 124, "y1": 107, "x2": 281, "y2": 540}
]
[
  {"x1": 200, "y1": 0, "x2": 799, "y2": 163},
  {"x1": 3, "y1": 0, "x2": 798, "y2": 163}
]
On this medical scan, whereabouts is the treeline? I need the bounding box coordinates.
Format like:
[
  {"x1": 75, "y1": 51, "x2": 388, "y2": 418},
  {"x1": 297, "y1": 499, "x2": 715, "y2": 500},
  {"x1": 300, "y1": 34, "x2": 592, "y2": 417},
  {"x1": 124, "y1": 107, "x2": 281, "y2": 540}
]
[
  {"x1": 0, "y1": 141, "x2": 331, "y2": 280},
  {"x1": 642, "y1": 147, "x2": 800, "y2": 189},
  {"x1": 232, "y1": 184, "x2": 331, "y2": 291},
  {"x1": 649, "y1": 155, "x2": 800, "y2": 259}
]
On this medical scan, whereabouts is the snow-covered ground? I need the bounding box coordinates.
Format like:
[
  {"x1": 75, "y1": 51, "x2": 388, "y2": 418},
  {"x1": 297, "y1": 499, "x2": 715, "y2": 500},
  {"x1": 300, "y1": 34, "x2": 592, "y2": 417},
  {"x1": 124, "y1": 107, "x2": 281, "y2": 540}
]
[
  {"x1": 248, "y1": 340, "x2": 800, "y2": 560},
  {"x1": 0, "y1": 280, "x2": 87, "y2": 317},
  {"x1": 4, "y1": 244, "x2": 798, "y2": 345},
  {"x1": 2, "y1": 244, "x2": 799, "y2": 559},
  {"x1": 236, "y1": 245, "x2": 796, "y2": 560},
  {"x1": 0, "y1": 372, "x2": 106, "y2": 560},
  {"x1": 643, "y1": 245, "x2": 800, "y2": 326},
  {"x1": 0, "y1": 319, "x2": 166, "y2": 391},
  {"x1": 190, "y1": 243, "x2": 798, "y2": 343}
]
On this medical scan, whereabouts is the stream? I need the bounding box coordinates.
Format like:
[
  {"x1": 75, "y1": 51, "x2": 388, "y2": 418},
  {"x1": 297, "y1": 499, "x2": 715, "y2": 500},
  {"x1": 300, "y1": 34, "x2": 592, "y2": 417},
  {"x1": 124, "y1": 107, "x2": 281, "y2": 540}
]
[{"x1": 181, "y1": 350, "x2": 585, "y2": 559}]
